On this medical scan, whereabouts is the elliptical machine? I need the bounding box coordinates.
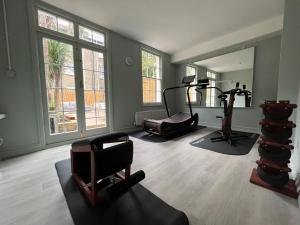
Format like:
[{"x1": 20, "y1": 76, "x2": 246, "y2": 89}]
[{"x1": 210, "y1": 82, "x2": 250, "y2": 144}]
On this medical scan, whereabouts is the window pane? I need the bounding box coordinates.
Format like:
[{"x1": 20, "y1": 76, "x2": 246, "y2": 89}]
[
  {"x1": 38, "y1": 10, "x2": 57, "y2": 31},
  {"x1": 62, "y1": 89, "x2": 77, "y2": 112},
  {"x1": 96, "y1": 117, "x2": 106, "y2": 128},
  {"x1": 38, "y1": 10, "x2": 74, "y2": 36},
  {"x1": 86, "y1": 118, "x2": 97, "y2": 130},
  {"x1": 93, "y1": 51, "x2": 104, "y2": 72},
  {"x1": 79, "y1": 25, "x2": 105, "y2": 46},
  {"x1": 49, "y1": 112, "x2": 64, "y2": 134},
  {"x1": 142, "y1": 50, "x2": 161, "y2": 103},
  {"x1": 93, "y1": 31, "x2": 105, "y2": 46},
  {"x1": 82, "y1": 48, "x2": 93, "y2": 70},
  {"x1": 64, "y1": 112, "x2": 77, "y2": 132},
  {"x1": 57, "y1": 17, "x2": 74, "y2": 36},
  {"x1": 94, "y1": 72, "x2": 105, "y2": 90},
  {"x1": 47, "y1": 88, "x2": 62, "y2": 111},
  {"x1": 186, "y1": 66, "x2": 197, "y2": 102},
  {"x1": 79, "y1": 26, "x2": 92, "y2": 42},
  {"x1": 84, "y1": 90, "x2": 95, "y2": 113},
  {"x1": 83, "y1": 70, "x2": 93, "y2": 90},
  {"x1": 82, "y1": 48, "x2": 107, "y2": 129},
  {"x1": 62, "y1": 68, "x2": 75, "y2": 89},
  {"x1": 42, "y1": 38, "x2": 78, "y2": 135}
]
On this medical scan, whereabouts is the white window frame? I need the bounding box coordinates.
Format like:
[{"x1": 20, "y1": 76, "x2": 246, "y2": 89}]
[
  {"x1": 185, "y1": 65, "x2": 197, "y2": 103},
  {"x1": 206, "y1": 70, "x2": 217, "y2": 107},
  {"x1": 28, "y1": 0, "x2": 112, "y2": 145},
  {"x1": 141, "y1": 48, "x2": 163, "y2": 105}
]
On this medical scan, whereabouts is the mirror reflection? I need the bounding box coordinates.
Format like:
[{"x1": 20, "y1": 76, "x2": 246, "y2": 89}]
[{"x1": 186, "y1": 47, "x2": 254, "y2": 108}]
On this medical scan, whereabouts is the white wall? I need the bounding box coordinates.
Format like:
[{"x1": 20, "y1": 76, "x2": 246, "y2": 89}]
[{"x1": 221, "y1": 69, "x2": 253, "y2": 107}]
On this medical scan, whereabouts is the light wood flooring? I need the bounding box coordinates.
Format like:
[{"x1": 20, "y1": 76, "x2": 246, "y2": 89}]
[{"x1": 0, "y1": 127, "x2": 299, "y2": 225}]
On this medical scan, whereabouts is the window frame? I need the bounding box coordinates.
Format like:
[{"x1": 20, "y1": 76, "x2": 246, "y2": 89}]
[
  {"x1": 185, "y1": 65, "x2": 198, "y2": 104},
  {"x1": 29, "y1": 0, "x2": 113, "y2": 145},
  {"x1": 206, "y1": 70, "x2": 217, "y2": 107},
  {"x1": 37, "y1": 9, "x2": 75, "y2": 37},
  {"x1": 34, "y1": 5, "x2": 107, "y2": 51},
  {"x1": 140, "y1": 47, "x2": 163, "y2": 106}
]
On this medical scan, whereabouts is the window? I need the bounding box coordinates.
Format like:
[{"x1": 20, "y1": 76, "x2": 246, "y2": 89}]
[
  {"x1": 186, "y1": 66, "x2": 197, "y2": 103},
  {"x1": 82, "y1": 48, "x2": 106, "y2": 129},
  {"x1": 79, "y1": 26, "x2": 105, "y2": 46},
  {"x1": 36, "y1": 6, "x2": 109, "y2": 144},
  {"x1": 42, "y1": 38, "x2": 77, "y2": 134},
  {"x1": 141, "y1": 50, "x2": 162, "y2": 104},
  {"x1": 38, "y1": 10, "x2": 74, "y2": 36},
  {"x1": 206, "y1": 71, "x2": 217, "y2": 107}
]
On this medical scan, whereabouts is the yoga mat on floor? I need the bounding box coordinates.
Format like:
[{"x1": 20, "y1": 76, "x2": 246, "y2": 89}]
[
  {"x1": 55, "y1": 159, "x2": 189, "y2": 225},
  {"x1": 129, "y1": 125, "x2": 206, "y2": 143},
  {"x1": 190, "y1": 131, "x2": 259, "y2": 155}
]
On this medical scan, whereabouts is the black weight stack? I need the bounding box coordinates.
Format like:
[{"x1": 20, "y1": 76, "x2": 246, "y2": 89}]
[{"x1": 257, "y1": 100, "x2": 297, "y2": 187}]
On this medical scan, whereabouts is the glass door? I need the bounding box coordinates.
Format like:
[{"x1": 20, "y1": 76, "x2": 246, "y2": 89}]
[
  {"x1": 80, "y1": 47, "x2": 108, "y2": 136},
  {"x1": 40, "y1": 36, "x2": 82, "y2": 143}
]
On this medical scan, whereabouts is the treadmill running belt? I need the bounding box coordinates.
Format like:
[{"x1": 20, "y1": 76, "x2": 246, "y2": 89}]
[
  {"x1": 130, "y1": 125, "x2": 206, "y2": 143},
  {"x1": 55, "y1": 159, "x2": 189, "y2": 225}
]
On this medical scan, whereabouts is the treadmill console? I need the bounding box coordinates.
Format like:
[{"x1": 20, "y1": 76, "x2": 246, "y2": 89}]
[
  {"x1": 197, "y1": 78, "x2": 209, "y2": 88},
  {"x1": 182, "y1": 75, "x2": 195, "y2": 85}
]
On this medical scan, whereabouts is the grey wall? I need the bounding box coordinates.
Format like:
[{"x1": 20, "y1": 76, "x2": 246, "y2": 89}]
[
  {"x1": 221, "y1": 69, "x2": 253, "y2": 107},
  {"x1": 175, "y1": 35, "x2": 281, "y2": 133},
  {"x1": 0, "y1": 0, "x2": 176, "y2": 159},
  {"x1": 277, "y1": 0, "x2": 300, "y2": 185},
  {"x1": 110, "y1": 32, "x2": 176, "y2": 131},
  {"x1": 0, "y1": 0, "x2": 43, "y2": 159}
]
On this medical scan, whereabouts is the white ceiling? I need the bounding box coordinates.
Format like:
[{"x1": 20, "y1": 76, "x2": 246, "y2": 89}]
[
  {"x1": 42, "y1": 0, "x2": 284, "y2": 54},
  {"x1": 194, "y1": 47, "x2": 254, "y2": 73}
]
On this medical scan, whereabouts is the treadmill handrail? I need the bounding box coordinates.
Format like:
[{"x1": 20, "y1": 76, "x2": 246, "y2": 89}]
[{"x1": 163, "y1": 85, "x2": 189, "y2": 117}]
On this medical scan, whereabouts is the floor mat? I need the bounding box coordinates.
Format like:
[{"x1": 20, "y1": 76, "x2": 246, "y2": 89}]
[
  {"x1": 190, "y1": 131, "x2": 259, "y2": 155},
  {"x1": 55, "y1": 159, "x2": 189, "y2": 225},
  {"x1": 129, "y1": 125, "x2": 206, "y2": 143}
]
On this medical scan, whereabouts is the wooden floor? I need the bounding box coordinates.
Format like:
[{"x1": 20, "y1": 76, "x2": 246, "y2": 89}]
[{"x1": 0, "y1": 127, "x2": 299, "y2": 225}]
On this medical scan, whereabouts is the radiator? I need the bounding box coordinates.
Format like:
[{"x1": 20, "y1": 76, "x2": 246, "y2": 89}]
[{"x1": 135, "y1": 110, "x2": 167, "y2": 126}]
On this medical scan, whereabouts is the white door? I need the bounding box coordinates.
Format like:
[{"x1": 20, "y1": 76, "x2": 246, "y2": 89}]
[{"x1": 39, "y1": 35, "x2": 109, "y2": 144}]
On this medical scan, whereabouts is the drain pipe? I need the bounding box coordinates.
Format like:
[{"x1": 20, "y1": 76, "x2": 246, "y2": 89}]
[{"x1": 2, "y1": 0, "x2": 15, "y2": 77}]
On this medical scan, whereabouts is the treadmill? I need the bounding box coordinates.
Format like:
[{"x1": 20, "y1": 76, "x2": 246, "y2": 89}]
[{"x1": 143, "y1": 76, "x2": 199, "y2": 136}]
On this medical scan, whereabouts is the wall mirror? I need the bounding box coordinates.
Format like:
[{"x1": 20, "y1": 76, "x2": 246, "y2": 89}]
[{"x1": 186, "y1": 47, "x2": 255, "y2": 108}]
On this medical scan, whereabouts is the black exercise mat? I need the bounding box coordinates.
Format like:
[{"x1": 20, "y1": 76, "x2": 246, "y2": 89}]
[
  {"x1": 55, "y1": 159, "x2": 189, "y2": 225},
  {"x1": 190, "y1": 131, "x2": 259, "y2": 155},
  {"x1": 129, "y1": 125, "x2": 206, "y2": 143}
]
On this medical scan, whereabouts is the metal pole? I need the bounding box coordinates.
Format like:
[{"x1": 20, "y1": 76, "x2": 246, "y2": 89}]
[{"x1": 186, "y1": 86, "x2": 193, "y2": 117}]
